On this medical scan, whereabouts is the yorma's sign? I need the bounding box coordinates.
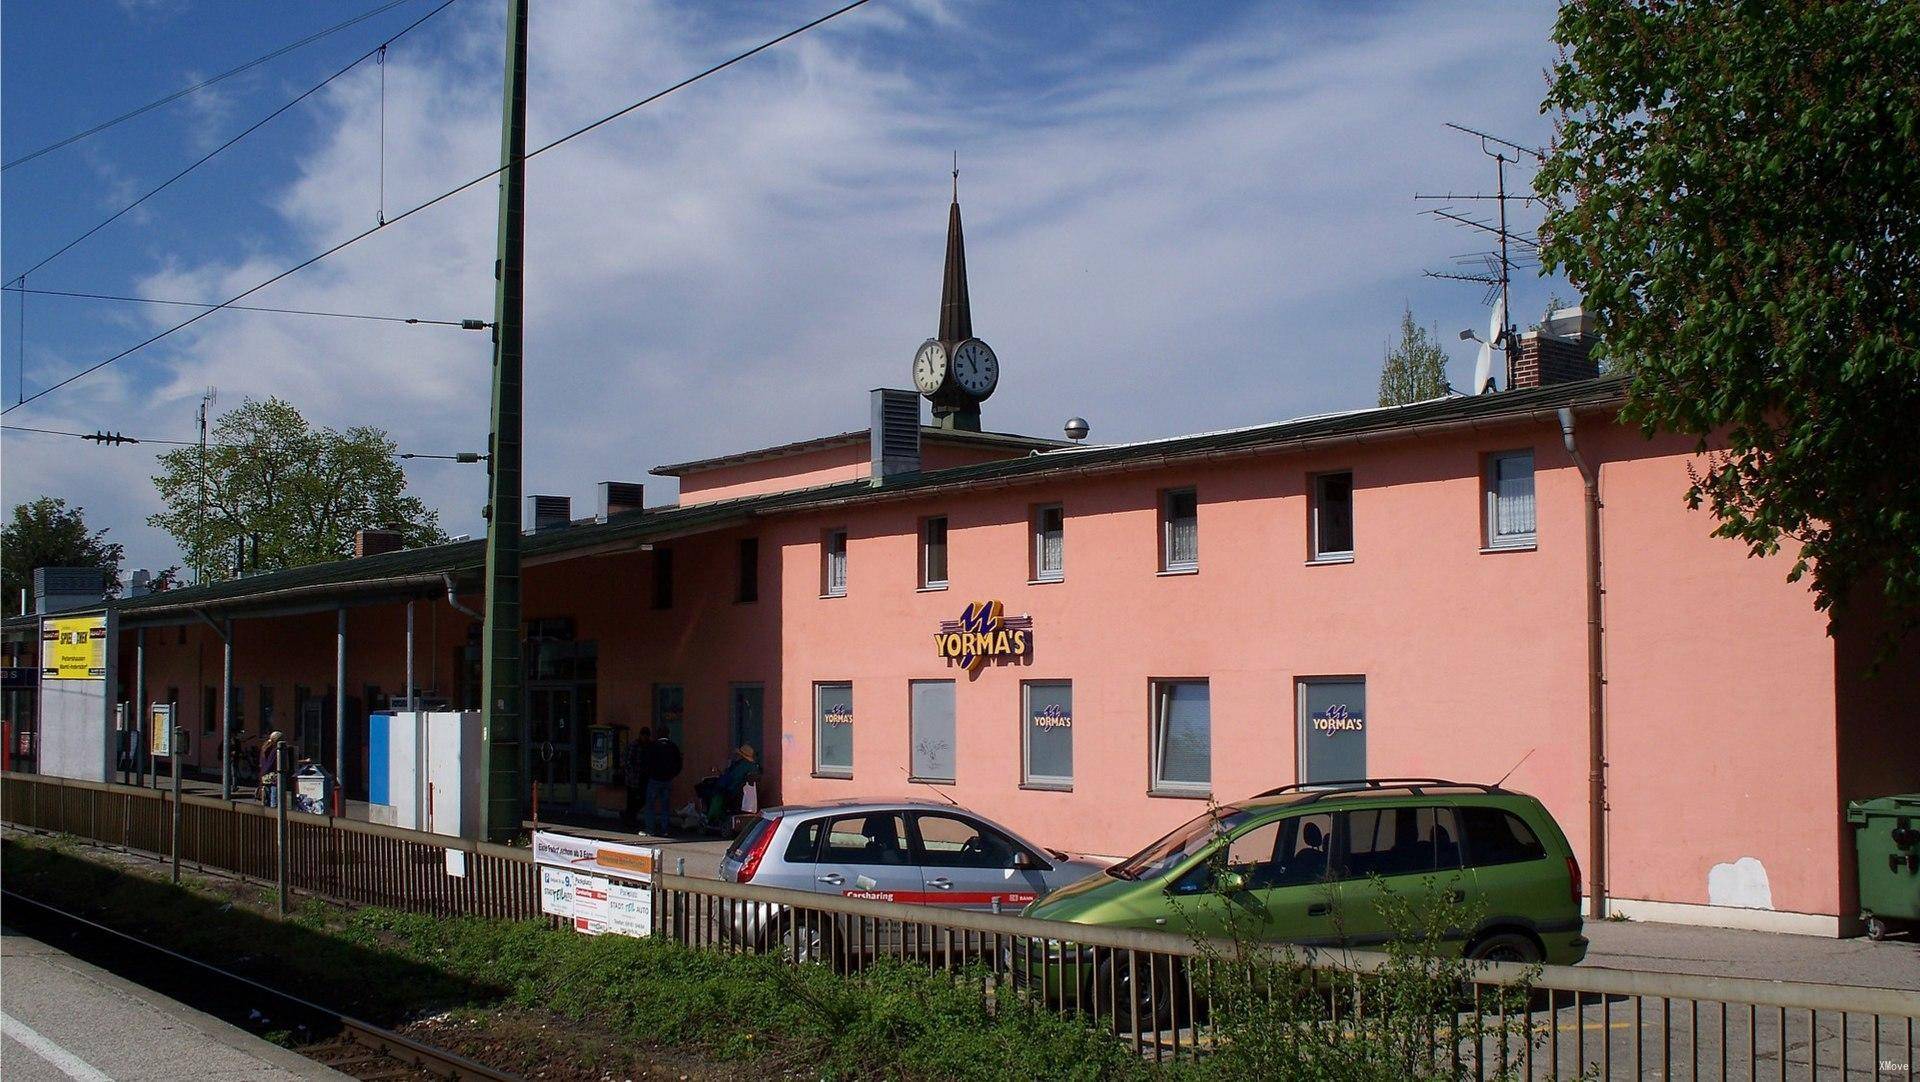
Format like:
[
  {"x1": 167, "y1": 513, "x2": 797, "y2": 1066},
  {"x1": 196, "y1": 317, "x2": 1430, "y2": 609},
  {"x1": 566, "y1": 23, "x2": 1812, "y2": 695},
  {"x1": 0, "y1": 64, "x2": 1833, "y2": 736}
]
[
  {"x1": 1310, "y1": 703, "x2": 1365, "y2": 735},
  {"x1": 934, "y1": 600, "x2": 1033, "y2": 674}
]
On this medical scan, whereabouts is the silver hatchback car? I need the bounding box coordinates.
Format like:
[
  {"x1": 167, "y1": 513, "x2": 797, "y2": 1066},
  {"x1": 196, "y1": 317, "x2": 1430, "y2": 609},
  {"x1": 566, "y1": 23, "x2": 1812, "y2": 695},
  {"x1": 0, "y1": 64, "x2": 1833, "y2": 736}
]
[{"x1": 715, "y1": 800, "x2": 1106, "y2": 956}]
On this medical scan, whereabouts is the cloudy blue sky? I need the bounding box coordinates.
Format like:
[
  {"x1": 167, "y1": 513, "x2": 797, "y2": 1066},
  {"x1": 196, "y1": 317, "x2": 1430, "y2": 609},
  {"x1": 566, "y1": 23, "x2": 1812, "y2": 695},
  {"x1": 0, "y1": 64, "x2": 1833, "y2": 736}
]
[{"x1": 2, "y1": 0, "x2": 1570, "y2": 576}]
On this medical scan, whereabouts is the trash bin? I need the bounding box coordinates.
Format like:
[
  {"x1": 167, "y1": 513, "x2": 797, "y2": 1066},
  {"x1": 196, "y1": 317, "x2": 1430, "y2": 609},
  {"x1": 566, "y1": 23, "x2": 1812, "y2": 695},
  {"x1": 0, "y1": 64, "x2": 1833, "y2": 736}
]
[
  {"x1": 1846, "y1": 794, "x2": 1920, "y2": 940},
  {"x1": 293, "y1": 764, "x2": 334, "y2": 816}
]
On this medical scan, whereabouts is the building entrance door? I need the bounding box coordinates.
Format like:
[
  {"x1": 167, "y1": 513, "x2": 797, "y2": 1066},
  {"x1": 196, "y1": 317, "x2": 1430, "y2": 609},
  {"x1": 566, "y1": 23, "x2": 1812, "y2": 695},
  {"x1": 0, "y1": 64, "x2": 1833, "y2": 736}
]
[
  {"x1": 730, "y1": 683, "x2": 764, "y2": 762},
  {"x1": 528, "y1": 685, "x2": 580, "y2": 805}
]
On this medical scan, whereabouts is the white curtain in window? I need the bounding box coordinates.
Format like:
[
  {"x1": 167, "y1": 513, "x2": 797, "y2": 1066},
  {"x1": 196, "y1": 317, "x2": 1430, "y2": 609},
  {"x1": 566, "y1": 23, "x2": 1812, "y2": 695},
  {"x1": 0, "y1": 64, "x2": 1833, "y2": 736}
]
[
  {"x1": 1494, "y1": 453, "x2": 1536, "y2": 537},
  {"x1": 1168, "y1": 496, "x2": 1198, "y2": 566},
  {"x1": 1155, "y1": 682, "x2": 1210, "y2": 787},
  {"x1": 827, "y1": 535, "x2": 848, "y2": 593},
  {"x1": 910, "y1": 680, "x2": 955, "y2": 781},
  {"x1": 1039, "y1": 510, "x2": 1064, "y2": 575}
]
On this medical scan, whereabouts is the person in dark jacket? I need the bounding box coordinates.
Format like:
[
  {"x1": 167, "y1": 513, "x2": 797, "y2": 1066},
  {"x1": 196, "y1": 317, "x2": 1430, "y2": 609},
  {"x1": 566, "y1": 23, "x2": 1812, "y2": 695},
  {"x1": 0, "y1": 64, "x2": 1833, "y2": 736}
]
[
  {"x1": 644, "y1": 729, "x2": 682, "y2": 836},
  {"x1": 621, "y1": 727, "x2": 651, "y2": 831}
]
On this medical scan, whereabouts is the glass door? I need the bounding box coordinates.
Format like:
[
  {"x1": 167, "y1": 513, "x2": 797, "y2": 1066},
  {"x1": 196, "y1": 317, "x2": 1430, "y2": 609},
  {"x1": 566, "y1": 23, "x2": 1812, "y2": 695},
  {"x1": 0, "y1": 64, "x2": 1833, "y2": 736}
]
[
  {"x1": 528, "y1": 685, "x2": 579, "y2": 805},
  {"x1": 730, "y1": 683, "x2": 764, "y2": 762}
]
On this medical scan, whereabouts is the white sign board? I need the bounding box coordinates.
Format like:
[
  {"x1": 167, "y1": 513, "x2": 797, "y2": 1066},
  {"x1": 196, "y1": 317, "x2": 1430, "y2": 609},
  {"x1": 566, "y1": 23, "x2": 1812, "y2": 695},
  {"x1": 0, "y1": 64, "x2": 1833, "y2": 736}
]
[
  {"x1": 532, "y1": 831, "x2": 653, "y2": 938},
  {"x1": 540, "y1": 867, "x2": 575, "y2": 918}
]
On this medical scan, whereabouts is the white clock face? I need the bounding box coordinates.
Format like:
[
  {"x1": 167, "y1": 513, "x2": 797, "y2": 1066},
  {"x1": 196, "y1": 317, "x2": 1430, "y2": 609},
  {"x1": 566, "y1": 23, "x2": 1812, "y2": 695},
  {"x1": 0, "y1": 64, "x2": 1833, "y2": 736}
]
[
  {"x1": 913, "y1": 340, "x2": 948, "y2": 395},
  {"x1": 951, "y1": 338, "x2": 998, "y2": 398}
]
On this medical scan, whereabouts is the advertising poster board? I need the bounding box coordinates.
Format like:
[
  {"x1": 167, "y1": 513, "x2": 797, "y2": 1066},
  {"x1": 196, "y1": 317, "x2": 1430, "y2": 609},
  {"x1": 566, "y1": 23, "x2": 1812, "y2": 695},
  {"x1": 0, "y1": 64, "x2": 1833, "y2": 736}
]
[
  {"x1": 540, "y1": 866, "x2": 575, "y2": 918},
  {"x1": 532, "y1": 831, "x2": 653, "y2": 938},
  {"x1": 571, "y1": 874, "x2": 611, "y2": 935},
  {"x1": 42, "y1": 616, "x2": 107, "y2": 680},
  {"x1": 148, "y1": 704, "x2": 175, "y2": 757}
]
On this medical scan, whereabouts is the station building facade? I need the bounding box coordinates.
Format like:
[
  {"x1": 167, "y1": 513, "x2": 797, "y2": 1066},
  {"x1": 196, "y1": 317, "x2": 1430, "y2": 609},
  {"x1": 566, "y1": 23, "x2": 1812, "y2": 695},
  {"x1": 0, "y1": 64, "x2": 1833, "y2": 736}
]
[{"x1": 16, "y1": 194, "x2": 1915, "y2": 939}]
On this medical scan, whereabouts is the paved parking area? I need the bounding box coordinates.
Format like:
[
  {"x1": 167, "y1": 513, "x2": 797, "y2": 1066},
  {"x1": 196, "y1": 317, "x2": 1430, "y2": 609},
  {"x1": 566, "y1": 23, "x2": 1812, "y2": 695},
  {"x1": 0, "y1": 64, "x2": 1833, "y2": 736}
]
[{"x1": 1583, "y1": 918, "x2": 1920, "y2": 990}]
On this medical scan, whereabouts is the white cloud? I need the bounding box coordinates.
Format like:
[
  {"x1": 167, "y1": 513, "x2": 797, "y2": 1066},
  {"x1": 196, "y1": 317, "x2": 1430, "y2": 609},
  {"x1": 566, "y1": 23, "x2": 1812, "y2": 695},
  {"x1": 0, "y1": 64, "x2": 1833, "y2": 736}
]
[{"x1": 2, "y1": 0, "x2": 1567, "y2": 574}]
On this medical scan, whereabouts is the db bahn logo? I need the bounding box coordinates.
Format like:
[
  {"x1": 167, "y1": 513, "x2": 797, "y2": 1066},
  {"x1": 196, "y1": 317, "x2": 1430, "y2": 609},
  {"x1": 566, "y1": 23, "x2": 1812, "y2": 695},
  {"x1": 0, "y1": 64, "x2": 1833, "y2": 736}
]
[{"x1": 935, "y1": 600, "x2": 1034, "y2": 675}]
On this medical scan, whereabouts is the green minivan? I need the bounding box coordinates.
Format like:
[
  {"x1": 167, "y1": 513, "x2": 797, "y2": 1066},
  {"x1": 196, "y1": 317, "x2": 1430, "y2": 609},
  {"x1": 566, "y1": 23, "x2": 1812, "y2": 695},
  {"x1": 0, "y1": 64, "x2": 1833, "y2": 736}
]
[{"x1": 1020, "y1": 779, "x2": 1586, "y2": 1002}]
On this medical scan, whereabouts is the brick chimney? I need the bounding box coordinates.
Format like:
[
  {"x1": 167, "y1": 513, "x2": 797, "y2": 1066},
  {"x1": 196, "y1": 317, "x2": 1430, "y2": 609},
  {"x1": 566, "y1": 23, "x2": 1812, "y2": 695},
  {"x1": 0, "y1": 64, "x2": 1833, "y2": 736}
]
[
  {"x1": 354, "y1": 529, "x2": 405, "y2": 558},
  {"x1": 1510, "y1": 307, "x2": 1599, "y2": 389}
]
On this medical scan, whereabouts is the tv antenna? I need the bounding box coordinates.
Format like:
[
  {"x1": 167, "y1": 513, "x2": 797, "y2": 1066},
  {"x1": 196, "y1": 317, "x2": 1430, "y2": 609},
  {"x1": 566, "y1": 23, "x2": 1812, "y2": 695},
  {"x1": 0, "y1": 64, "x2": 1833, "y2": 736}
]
[{"x1": 1415, "y1": 123, "x2": 1544, "y2": 391}]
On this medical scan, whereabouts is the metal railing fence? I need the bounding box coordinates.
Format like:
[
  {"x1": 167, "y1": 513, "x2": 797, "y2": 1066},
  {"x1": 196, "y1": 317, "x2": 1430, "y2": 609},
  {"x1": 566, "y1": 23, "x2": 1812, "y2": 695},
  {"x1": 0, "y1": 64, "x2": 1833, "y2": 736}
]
[{"x1": 6, "y1": 772, "x2": 1915, "y2": 1078}]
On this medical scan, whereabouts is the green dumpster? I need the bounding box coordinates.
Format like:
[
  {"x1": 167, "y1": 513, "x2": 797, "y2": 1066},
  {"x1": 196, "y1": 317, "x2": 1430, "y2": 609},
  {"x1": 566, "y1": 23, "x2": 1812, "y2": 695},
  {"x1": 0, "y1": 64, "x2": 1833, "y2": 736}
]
[{"x1": 1846, "y1": 794, "x2": 1920, "y2": 941}]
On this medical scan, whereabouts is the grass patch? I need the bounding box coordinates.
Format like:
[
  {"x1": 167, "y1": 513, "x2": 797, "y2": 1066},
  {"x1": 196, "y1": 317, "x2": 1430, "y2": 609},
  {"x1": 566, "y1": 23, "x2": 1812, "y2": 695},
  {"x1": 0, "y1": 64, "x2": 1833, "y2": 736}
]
[{"x1": 1, "y1": 835, "x2": 1147, "y2": 1080}]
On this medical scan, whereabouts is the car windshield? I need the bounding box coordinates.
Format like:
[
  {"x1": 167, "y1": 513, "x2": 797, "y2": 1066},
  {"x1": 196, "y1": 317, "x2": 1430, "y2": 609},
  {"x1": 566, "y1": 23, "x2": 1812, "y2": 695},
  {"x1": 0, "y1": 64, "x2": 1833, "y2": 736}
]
[{"x1": 1107, "y1": 807, "x2": 1253, "y2": 881}]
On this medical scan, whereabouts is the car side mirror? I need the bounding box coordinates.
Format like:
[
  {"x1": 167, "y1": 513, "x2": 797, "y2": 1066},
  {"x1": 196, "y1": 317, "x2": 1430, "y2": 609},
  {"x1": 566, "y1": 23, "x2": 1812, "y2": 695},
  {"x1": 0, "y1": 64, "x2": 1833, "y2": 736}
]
[
  {"x1": 1013, "y1": 851, "x2": 1043, "y2": 870},
  {"x1": 1214, "y1": 870, "x2": 1248, "y2": 894}
]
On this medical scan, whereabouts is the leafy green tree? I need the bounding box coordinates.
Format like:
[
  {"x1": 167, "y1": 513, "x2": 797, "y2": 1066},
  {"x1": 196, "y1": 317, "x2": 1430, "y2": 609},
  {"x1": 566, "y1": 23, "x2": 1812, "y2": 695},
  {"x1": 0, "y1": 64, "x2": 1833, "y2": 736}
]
[
  {"x1": 2, "y1": 497, "x2": 124, "y2": 613},
  {"x1": 1377, "y1": 305, "x2": 1452, "y2": 406},
  {"x1": 1537, "y1": 0, "x2": 1920, "y2": 630},
  {"x1": 148, "y1": 397, "x2": 446, "y2": 581}
]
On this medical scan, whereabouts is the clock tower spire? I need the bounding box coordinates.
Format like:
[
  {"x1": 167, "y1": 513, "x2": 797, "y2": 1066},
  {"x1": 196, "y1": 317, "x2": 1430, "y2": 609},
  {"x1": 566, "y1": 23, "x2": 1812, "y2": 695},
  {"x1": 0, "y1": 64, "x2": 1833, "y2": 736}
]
[{"x1": 913, "y1": 158, "x2": 998, "y2": 432}]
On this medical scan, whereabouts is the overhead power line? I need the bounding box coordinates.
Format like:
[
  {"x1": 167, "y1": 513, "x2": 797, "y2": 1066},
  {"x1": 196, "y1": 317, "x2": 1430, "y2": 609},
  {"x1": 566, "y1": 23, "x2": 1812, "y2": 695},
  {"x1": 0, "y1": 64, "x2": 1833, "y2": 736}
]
[
  {"x1": 2, "y1": 0, "x2": 876, "y2": 416},
  {"x1": 5, "y1": 0, "x2": 466, "y2": 287},
  {"x1": 3, "y1": 0, "x2": 418, "y2": 172},
  {"x1": 1, "y1": 285, "x2": 488, "y2": 329},
  {"x1": 3, "y1": 423, "x2": 484, "y2": 462}
]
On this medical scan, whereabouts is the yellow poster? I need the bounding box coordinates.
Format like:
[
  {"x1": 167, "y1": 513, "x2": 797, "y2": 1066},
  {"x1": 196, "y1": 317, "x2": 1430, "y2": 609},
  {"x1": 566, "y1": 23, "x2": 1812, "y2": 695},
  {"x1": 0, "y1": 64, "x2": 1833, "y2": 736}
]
[
  {"x1": 149, "y1": 704, "x2": 175, "y2": 757},
  {"x1": 42, "y1": 616, "x2": 106, "y2": 680}
]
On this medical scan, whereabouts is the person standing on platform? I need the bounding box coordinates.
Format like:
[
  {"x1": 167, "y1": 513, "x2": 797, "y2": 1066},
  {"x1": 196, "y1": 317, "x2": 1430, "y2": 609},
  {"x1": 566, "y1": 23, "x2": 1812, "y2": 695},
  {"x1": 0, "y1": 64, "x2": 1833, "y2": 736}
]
[
  {"x1": 621, "y1": 727, "x2": 652, "y2": 832},
  {"x1": 645, "y1": 728, "x2": 682, "y2": 837}
]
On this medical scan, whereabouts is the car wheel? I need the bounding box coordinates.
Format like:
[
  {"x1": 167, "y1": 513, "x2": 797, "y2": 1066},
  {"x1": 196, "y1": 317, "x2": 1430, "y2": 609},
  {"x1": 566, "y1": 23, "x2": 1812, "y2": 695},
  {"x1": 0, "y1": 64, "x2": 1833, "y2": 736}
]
[
  {"x1": 772, "y1": 913, "x2": 835, "y2": 965},
  {"x1": 1089, "y1": 953, "x2": 1181, "y2": 1033},
  {"x1": 1864, "y1": 915, "x2": 1890, "y2": 941},
  {"x1": 1467, "y1": 931, "x2": 1543, "y2": 964}
]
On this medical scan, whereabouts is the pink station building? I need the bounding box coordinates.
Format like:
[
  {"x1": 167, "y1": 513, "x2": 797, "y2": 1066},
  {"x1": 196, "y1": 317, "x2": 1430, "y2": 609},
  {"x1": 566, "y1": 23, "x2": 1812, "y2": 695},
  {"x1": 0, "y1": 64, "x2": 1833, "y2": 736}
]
[{"x1": 19, "y1": 194, "x2": 1917, "y2": 939}]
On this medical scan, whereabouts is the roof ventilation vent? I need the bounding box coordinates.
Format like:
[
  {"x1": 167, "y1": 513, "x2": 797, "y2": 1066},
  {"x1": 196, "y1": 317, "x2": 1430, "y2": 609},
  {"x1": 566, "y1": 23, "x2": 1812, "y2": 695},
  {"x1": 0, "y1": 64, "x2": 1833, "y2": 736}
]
[
  {"x1": 528, "y1": 494, "x2": 572, "y2": 532},
  {"x1": 870, "y1": 388, "x2": 921, "y2": 482},
  {"x1": 598, "y1": 482, "x2": 646, "y2": 521}
]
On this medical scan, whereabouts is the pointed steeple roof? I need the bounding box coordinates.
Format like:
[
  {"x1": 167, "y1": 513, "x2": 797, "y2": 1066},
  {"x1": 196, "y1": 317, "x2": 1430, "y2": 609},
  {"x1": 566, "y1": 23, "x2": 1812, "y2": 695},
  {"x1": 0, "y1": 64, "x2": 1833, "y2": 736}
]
[{"x1": 938, "y1": 177, "x2": 972, "y2": 344}]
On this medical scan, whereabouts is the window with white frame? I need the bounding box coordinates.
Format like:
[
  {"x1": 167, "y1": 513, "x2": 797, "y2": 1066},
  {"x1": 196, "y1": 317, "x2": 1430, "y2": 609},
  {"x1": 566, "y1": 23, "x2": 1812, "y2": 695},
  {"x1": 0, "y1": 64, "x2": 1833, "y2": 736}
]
[
  {"x1": 1022, "y1": 681, "x2": 1073, "y2": 787},
  {"x1": 1484, "y1": 451, "x2": 1537, "y2": 549},
  {"x1": 1032, "y1": 504, "x2": 1064, "y2": 582},
  {"x1": 1151, "y1": 680, "x2": 1211, "y2": 794},
  {"x1": 814, "y1": 682, "x2": 854, "y2": 777},
  {"x1": 822, "y1": 528, "x2": 848, "y2": 596},
  {"x1": 909, "y1": 680, "x2": 955, "y2": 782},
  {"x1": 920, "y1": 517, "x2": 949, "y2": 589},
  {"x1": 1310, "y1": 471, "x2": 1355, "y2": 561},
  {"x1": 1161, "y1": 489, "x2": 1198, "y2": 572}
]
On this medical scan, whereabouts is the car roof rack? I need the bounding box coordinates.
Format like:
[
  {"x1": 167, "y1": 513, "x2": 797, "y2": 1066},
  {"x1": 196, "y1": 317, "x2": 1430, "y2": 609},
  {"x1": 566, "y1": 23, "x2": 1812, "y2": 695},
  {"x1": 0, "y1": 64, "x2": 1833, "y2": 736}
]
[{"x1": 1249, "y1": 777, "x2": 1509, "y2": 805}]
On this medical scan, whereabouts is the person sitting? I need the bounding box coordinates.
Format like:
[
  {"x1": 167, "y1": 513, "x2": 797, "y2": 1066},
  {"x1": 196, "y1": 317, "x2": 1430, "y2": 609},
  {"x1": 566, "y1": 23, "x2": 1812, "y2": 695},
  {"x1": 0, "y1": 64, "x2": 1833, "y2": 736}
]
[{"x1": 706, "y1": 745, "x2": 761, "y2": 828}]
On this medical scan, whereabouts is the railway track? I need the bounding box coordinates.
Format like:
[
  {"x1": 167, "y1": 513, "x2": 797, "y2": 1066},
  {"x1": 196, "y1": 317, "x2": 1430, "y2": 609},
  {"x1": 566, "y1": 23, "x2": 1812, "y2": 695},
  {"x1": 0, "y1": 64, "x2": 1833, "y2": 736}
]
[{"x1": 1, "y1": 889, "x2": 518, "y2": 1081}]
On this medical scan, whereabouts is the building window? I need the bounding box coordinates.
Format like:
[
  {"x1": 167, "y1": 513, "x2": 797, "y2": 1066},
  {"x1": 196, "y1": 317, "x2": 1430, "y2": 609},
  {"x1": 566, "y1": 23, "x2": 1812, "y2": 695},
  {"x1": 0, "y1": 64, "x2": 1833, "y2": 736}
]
[
  {"x1": 1022, "y1": 681, "x2": 1073, "y2": 788},
  {"x1": 652, "y1": 684, "x2": 684, "y2": 745},
  {"x1": 1161, "y1": 489, "x2": 1198, "y2": 572},
  {"x1": 920, "y1": 517, "x2": 949, "y2": 590},
  {"x1": 1310, "y1": 471, "x2": 1355, "y2": 561},
  {"x1": 909, "y1": 680, "x2": 955, "y2": 782},
  {"x1": 1031, "y1": 504, "x2": 1064, "y2": 582},
  {"x1": 202, "y1": 687, "x2": 216, "y2": 733},
  {"x1": 737, "y1": 537, "x2": 759, "y2": 603},
  {"x1": 814, "y1": 682, "x2": 853, "y2": 777},
  {"x1": 1151, "y1": 680, "x2": 1210, "y2": 795},
  {"x1": 1485, "y1": 450, "x2": 1537, "y2": 549},
  {"x1": 1297, "y1": 677, "x2": 1367, "y2": 785},
  {"x1": 652, "y1": 547, "x2": 674, "y2": 609},
  {"x1": 230, "y1": 685, "x2": 245, "y2": 732},
  {"x1": 822, "y1": 528, "x2": 848, "y2": 596},
  {"x1": 258, "y1": 685, "x2": 275, "y2": 734}
]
